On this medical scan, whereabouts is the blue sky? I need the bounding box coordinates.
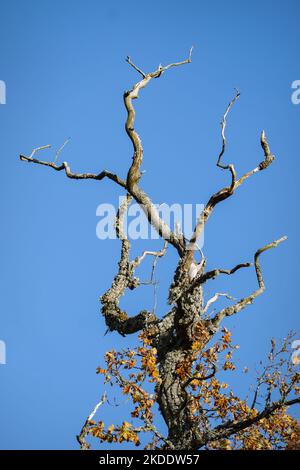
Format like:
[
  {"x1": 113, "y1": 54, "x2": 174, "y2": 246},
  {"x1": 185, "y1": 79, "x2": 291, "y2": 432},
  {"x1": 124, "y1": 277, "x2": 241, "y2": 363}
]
[{"x1": 0, "y1": 0, "x2": 299, "y2": 449}]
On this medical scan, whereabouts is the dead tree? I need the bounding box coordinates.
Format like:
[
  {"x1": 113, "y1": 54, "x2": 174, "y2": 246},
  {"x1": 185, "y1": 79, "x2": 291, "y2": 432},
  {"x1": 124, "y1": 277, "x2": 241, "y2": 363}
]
[{"x1": 20, "y1": 49, "x2": 299, "y2": 450}]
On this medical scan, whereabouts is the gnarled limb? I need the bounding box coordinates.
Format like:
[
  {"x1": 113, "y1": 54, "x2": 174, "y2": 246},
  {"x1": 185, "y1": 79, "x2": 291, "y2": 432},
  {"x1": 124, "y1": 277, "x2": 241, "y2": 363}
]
[
  {"x1": 185, "y1": 101, "x2": 275, "y2": 268},
  {"x1": 198, "y1": 262, "x2": 252, "y2": 285},
  {"x1": 131, "y1": 241, "x2": 168, "y2": 269},
  {"x1": 100, "y1": 194, "x2": 158, "y2": 335},
  {"x1": 20, "y1": 148, "x2": 126, "y2": 187},
  {"x1": 170, "y1": 259, "x2": 250, "y2": 306},
  {"x1": 124, "y1": 50, "x2": 193, "y2": 255},
  {"x1": 187, "y1": 134, "x2": 275, "y2": 257},
  {"x1": 20, "y1": 52, "x2": 193, "y2": 255},
  {"x1": 210, "y1": 236, "x2": 287, "y2": 329},
  {"x1": 168, "y1": 111, "x2": 276, "y2": 306}
]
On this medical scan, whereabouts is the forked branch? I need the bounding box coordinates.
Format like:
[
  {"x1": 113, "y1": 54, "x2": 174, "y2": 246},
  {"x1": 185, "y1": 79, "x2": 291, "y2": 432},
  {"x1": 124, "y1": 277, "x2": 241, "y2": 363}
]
[
  {"x1": 210, "y1": 236, "x2": 287, "y2": 329},
  {"x1": 186, "y1": 105, "x2": 275, "y2": 265},
  {"x1": 131, "y1": 241, "x2": 168, "y2": 269},
  {"x1": 124, "y1": 49, "x2": 193, "y2": 255}
]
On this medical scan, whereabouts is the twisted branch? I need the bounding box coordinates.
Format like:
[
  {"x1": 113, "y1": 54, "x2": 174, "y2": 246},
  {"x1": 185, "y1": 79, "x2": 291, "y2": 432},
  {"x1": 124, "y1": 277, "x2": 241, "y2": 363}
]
[
  {"x1": 185, "y1": 119, "x2": 275, "y2": 267},
  {"x1": 131, "y1": 241, "x2": 168, "y2": 269},
  {"x1": 20, "y1": 151, "x2": 126, "y2": 187},
  {"x1": 100, "y1": 195, "x2": 157, "y2": 335},
  {"x1": 198, "y1": 262, "x2": 252, "y2": 285},
  {"x1": 124, "y1": 49, "x2": 193, "y2": 255},
  {"x1": 210, "y1": 236, "x2": 287, "y2": 329}
]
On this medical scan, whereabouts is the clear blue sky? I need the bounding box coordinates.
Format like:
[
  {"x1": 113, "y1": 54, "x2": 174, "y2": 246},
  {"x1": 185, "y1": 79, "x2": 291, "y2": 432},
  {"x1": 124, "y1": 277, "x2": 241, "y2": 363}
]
[{"x1": 0, "y1": 0, "x2": 299, "y2": 450}]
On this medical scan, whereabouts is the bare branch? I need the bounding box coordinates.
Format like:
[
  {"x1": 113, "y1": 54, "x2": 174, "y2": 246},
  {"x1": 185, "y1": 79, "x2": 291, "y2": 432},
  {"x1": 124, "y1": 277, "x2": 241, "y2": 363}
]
[
  {"x1": 126, "y1": 56, "x2": 146, "y2": 78},
  {"x1": 210, "y1": 236, "x2": 287, "y2": 328},
  {"x1": 254, "y1": 236, "x2": 287, "y2": 290},
  {"x1": 185, "y1": 130, "x2": 276, "y2": 270},
  {"x1": 29, "y1": 144, "x2": 51, "y2": 158},
  {"x1": 198, "y1": 262, "x2": 252, "y2": 285},
  {"x1": 20, "y1": 51, "x2": 193, "y2": 257},
  {"x1": 131, "y1": 241, "x2": 168, "y2": 269},
  {"x1": 20, "y1": 151, "x2": 126, "y2": 188},
  {"x1": 202, "y1": 293, "x2": 235, "y2": 314},
  {"x1": 123, "y1": 50, "x2": 192, "y2": 255},
  {"x1": 217, "y1": 89, "x2": 240, "y2": 170},
  {"x1": 53, "y1": 137, "x2": 70, "y2": 164},
  {"x1": 260, "y1": 130, "x2": 275, "y2": 168},
  {"x1": 159, "y1": 46, "x2": 193, "y2": 72},
  {"x1": 126, "y1": 47, "x2": 193, "y2": 80},
  {"x1": 233, "y1": 130, "x2": 275, "y2": 190},
  {"x1": 77, "y1": 392, "x2": 107, "y2": 450}
]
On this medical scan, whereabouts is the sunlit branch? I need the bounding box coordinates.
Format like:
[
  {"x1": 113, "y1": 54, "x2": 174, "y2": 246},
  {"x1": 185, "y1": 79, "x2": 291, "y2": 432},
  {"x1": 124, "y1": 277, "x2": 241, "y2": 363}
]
[{"x1": 131, "y1": 241, "x2": 168, "y2": 269}]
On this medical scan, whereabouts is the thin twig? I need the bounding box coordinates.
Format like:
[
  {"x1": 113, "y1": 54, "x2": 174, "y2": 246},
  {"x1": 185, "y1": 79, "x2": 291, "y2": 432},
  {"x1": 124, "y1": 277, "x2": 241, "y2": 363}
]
[
  {"x1": 126, "y1": 56, "x2": 146, "y2": 78},
  {"x1": 217, "y1": 89, "x2": 240, "y2": 169},
  {"x1": 29, "y1": 144, "x2": 51, "y2": 159},
  {"x1": 53, "y1": 138, "x2": 70, "y2": 164}
]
